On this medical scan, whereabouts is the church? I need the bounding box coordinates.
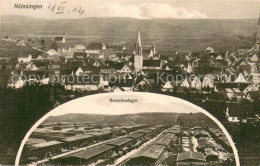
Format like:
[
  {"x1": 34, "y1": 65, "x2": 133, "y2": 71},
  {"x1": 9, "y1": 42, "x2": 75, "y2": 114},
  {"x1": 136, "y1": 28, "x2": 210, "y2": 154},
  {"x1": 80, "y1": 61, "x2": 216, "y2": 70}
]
[{"x1": 134, "y1": 28, "x2": 143, "y2": 72}]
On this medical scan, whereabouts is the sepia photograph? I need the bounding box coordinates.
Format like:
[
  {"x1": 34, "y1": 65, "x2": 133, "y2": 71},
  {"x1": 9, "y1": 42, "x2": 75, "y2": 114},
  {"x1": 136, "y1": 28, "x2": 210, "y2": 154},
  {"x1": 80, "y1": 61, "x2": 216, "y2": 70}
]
[
  {"x1": 0, "y1": 0, "x2": 260, "y2": 165},
  {"x1": 17, "y1": 93, "x2": 237, "y2": 165}
]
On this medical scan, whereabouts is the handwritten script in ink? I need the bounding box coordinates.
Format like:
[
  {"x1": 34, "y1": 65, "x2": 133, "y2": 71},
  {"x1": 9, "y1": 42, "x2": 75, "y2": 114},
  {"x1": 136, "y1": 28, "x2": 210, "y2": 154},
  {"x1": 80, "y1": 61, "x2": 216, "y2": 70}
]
[{"x1": 48, "y1": 1, "x2": 85, "y2": 16}]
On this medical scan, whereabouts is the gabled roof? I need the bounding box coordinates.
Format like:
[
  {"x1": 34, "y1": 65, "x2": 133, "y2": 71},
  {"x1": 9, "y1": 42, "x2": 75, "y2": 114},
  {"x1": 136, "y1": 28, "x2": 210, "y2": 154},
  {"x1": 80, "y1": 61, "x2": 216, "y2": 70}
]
[
  {"x1": 215, "y1": 83, "x2": 250, "y2": 92},
  {"x1": 143, "y1": 60, "x2": 161, "y2": 67},
  {"x1": 152, "y1": 136, "x2": 171, "y2": 146},
  {"x1": 64, "y1": 74, "x2": 100, "y2": 85},
  {"x1": 238, "y1": 45, "x2": 252, "y2": 49},
  {"x1": 31, "y1": 141, "x2": 62, "y2": 149},
  {"x1": 131, "y1": 144, "x2": 166, "y2": 160},
  {"x1": 227, "y1": 103, "x2": 255, "y2": 118},
  {"x1": 247, "y1": 91, "x2": 260, "y2": 100},
  {"x1": 86, "y1": 42, "x2": 104, "y2": 50},
  {"x1": 177, "y1": 151, "x2": 206, "y2": 162},
  {"x1": 68, "y1": 144, "x2": 114, "y2": 160},
  {"x1": 126, "y1": 132, "x2": 144, "y2": 139},
  {"x1": 8, "y1": 74, "x2": 22, "y2": 83},
  {"x1": 75, "y1": 44, "x2": 86, "y2": 50},
  {"x1": 54, "y1": 37, "x2": 65, "y2": 41},
  {"x1": 23, "y1": 70, "x2": 47, "y2": 80},
  {"x1": 106, "y1": 137, "x2": 133, "y2": 147},
  {"x1": 100, "y1": 49, "x2": 116, "y2": 56},
  {"x1": 73, "y1": 52, "x2": 87, "y2": 59},
  {"x1": 109, "y1": 78, "x2": 133, "y2": 87},
  {"x1": 80, "y1": 65, "x2": 99, "y2": 73},
  {"x1": 107, "y1": 45, "x2": 125, "y2": 51},
  {"x1": 159, "y1": 55, "x2": 169, "y2": 60},
  {"x1": 63, "y1": 134, "x2": 94, "y2": 142}
]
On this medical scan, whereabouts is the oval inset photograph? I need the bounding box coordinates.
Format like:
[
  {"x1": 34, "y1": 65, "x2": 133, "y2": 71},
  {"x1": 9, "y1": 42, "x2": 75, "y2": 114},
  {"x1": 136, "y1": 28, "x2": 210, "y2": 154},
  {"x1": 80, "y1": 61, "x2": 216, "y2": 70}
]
[{"x1": 16, "y1": 92, "x2": 238, "y2": 166}]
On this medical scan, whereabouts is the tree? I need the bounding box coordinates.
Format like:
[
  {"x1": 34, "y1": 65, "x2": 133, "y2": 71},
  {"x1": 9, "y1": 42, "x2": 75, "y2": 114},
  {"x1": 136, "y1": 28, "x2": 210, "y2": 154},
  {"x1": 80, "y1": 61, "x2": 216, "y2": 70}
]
[
  {"x1": 52, "y1": 41, "x2": 58, "y2": 51},
  {"x1": 40, "y1": 38, "x2": 45, "y2": 45}
]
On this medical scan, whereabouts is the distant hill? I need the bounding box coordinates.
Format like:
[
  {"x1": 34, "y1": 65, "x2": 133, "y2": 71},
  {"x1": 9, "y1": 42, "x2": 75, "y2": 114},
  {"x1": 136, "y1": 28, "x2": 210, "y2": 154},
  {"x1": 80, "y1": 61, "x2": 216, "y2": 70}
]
[
  {"x1": 45, "y1": 112, "x2": 217, "y2": 127},
  {"x1": 1, "y1": 15, "x2": 259, "y2": 51}
]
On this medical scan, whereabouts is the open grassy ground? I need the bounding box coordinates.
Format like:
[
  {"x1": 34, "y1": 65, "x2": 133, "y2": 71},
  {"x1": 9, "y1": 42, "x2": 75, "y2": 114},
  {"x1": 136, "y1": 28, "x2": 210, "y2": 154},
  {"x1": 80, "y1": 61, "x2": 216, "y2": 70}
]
[{"x1": 1, "y1": 15, "x2": 259, "y2": 52}]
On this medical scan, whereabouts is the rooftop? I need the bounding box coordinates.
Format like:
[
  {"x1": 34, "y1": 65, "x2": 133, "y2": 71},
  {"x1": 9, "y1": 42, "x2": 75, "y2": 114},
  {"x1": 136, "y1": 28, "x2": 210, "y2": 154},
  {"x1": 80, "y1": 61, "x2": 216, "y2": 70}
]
[
  {"x1": 31, "y1": 141, "x2": 62, "y2": 149},
  {"x1": 68, "y1": 144, "x2": 114, "y2": 160},
  {"x1": 177, "y1": 151, "x2": 206, "y2": 162},
  {"x1": 106, "y1": 137, "x2": 133, "y2": 147},
  {"x1": 131, "y1": 144, "x2": 166, "y2": 160},
  {"x1": 62, "y1": 134, "x2": 94, "y2": 142}
]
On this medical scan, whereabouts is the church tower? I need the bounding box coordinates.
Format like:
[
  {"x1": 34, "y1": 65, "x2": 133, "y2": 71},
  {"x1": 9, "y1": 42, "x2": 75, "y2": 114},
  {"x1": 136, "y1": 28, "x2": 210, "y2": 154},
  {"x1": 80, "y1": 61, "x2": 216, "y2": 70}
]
[
  {"x1": 134, "y1": 28, "x2": 143, "y2": 72},
  {"x1": 152, "y1": 43, "x2": 156, "y2": 54}
]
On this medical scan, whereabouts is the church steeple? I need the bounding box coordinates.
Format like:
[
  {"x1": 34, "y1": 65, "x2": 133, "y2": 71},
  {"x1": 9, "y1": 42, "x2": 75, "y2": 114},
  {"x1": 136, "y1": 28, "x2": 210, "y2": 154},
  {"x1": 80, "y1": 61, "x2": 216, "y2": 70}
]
[
  {"x1": 136, "y1": 28, "x2": 142, "y2": 47},
  {"x1": 135, "y1": 28, "x2": 142, "y2": 56},
  {"x1": 152, "y1": 43, "x2": 156, "y2": 54},
  {"x1": 134, "y1": 28, "x2": 143, "y2": 72}
]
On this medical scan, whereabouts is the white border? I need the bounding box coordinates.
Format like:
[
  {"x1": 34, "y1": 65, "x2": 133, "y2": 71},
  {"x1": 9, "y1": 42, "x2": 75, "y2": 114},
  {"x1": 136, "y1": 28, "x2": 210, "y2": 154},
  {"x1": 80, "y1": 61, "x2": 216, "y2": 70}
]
[{"x1": 15, "y1": 92, "x2": 240, "y2": 166}]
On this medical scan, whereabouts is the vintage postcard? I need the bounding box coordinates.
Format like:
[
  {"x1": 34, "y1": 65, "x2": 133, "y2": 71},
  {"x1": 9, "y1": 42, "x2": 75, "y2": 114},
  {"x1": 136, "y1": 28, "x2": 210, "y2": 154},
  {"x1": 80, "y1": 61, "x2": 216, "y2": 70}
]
[{"x1": 0, "y1": 0, "x2": 259, "y2": 165}]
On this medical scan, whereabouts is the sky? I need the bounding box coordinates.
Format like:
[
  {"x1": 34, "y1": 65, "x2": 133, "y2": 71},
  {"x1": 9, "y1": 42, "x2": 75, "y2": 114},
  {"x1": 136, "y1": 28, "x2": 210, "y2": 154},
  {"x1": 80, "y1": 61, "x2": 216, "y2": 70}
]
[
  {"x1": 0, "y1": 0, "x2": 259, "y2": 19},
  {"x1": 49, "y1": 92, "x2": 199, "y2": 116}
]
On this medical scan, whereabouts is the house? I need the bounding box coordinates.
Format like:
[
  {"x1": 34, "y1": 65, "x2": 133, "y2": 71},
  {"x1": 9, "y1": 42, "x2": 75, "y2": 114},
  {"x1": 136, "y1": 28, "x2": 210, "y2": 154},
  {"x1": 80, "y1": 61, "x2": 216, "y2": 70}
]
[
  {"x1": 251, "y1": 73, "x2": 260, "y2": 84},
  {"x1": 120, "y1": 64, "x2": 133, "y2": 73},
  {"x1": 28, "y1": 141, "x2": 63, "y2": 159},
  {"x1": 18, "y1": 54, "x2": 32, "y2": 63},
  {"x1": 64, "y1": 74, "x2": 100, "y2": 91},
  {"x1": 54, "y1": 37, "x2": 65, "y2": 43},
  {"x1": 22, "y1": 70, "x2": 48, "y2": 84},
  {"x1": 48, "y1": 64, "x2": 60, "y2": 74},
  {"x1": 232, "y1": 88, "x2": 245, "y2": 100},
  {"x1": 176, "y1": 151, "x2": 206, "y2": 166},
  {"x1": 93, "y1": 59, "x2": 106, "y2": 67},
  {"x1": 125, "y1": 132, "x2": 144, "y2": 143},
  {"x1": 107, "y1": 45, "x2": 126, "y2": 53},
  {"x1": 249, "y1": 53, "x2": 259, "y2": 62},
  {"x1": 223, "y1": 88, "x2": 245, "y2": 100},
  {"x1": 162, "y1": 81, "x2": 174, "y2": 92},
  {"x1": 86, "y1": 43, "x2": 106, "y2": 54},
  {"x1": 100, "y1": 49, "x2": 116, "y2": 58},
  {"x1": 25, "y1": 62, "x2": 38, "y2": 71},
  {"x1": 88, "y1": 53, "x2": 101, "y2": 59},
  {"x1": 234, "y1": 73, "x2": 248, "y2": 83},
  {"x1": 126, "y1": 144, "x2": 166, "y2": 166},
  {"x1": 100, "y1": 66, "x2": 116, "y2": 74},
  {"x1": 54, "y1": 144, "x2": 113, "y2": 165},
  {"x1": 75, "y1": 66, "x2": 99, "y2": 75},
  {"x1": 142, "y1": 60, "x2": 161, "y2": 70},
  {"x1": 73, "y1": 52, "x2": 87, "y2": 59},
  {"x1": 16, "y1": 40, "x2": 26, "y2": 46},
  {"x1": 205, "y1": 150, "x2": 219, "y2": 161},
  {"x1": 99, "y1": 74, "x2": 109, "y2": 89},
  {"x1": 36, "y1": 54, "x2": 48, "y2": 61},
  {"x1": 190, "y1": 76, "x2": 202, "y2": 90},
  {"x1": 180, "y1": 78, "x2": 191, "y2": 89},
  {"x1": 7, "y1": 73, "x2": 25, "y2": 89},
  {"x1": 240, "y1": 83, "x2": 257, "y2": 94},
  {"x1": 106, "y1": 137, "x2": 133, "y2": 152},
  {"x1": 205, "y1": 47, "x2": 215, "y2": 53},
  {"x1": 142, "y1": 48, "x2": 154, "y2": 59},
  {"x1": 47, "y1": 49, "x2": 59, "y2": 56},
  {"x1": 238, "y1": 45, "x2": 252, "y2": 54},
  {"x1": 226, "y1": 103, "x2": 254, "y2": 123},
  {"x1": 246, "y1": 91, "x2": 259, "y2": 102},
  {"x1": 109, "y1": 77, "x2": 133, "y2": 92},
  {"x1": 111, "y1": 86, "x2": 125, "y2": 92},
  {"x1": 74, "y1": 44, "x2": 86, "y2": 52},
  {"x1": 202, "y1": 74, "x2": 214, "y2": 89}
]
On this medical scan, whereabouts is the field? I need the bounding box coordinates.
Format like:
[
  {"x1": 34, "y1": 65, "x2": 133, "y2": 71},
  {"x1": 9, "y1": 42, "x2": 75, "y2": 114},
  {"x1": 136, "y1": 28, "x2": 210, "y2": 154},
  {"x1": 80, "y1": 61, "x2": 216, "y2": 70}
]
[{"x1": 0, "y1": 15, "x2": 259, "y2": 53}]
